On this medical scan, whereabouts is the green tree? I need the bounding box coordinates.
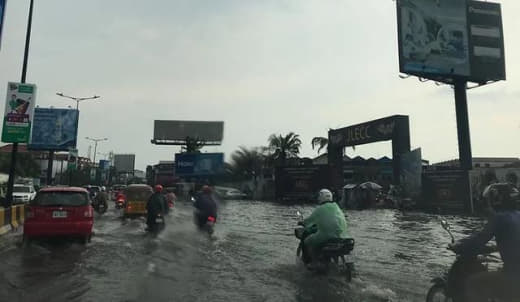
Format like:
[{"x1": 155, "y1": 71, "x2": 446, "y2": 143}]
[
  {"x1": 0, "y1": 153, "x2": 40, "y2": 178},
  {"x1": 229, "y1": 146, "x2": 264, "y2": 180},
  {"x1": 311, "y1": 137, "x2": 328, "y2": 154},
  {"x1": 181, "y1": 136, "x2": 205, "y2": 153},
  {"x1": 268, "y1": 132, "x2": 302, "y2": 166}
]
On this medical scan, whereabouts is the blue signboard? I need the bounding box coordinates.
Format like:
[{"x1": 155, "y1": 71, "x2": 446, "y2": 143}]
[
  {"x1": 0, "y1": 0, "x2": 6, "y2": 49},
  {"x1": 29, "y1": 108, "x2": 79, "y2": 151},
  {"x1": 175, "y1": 153, "x2": 224, "y2": 176},
  {"x1": 99, "y1": 160, "x2": 110, "y2": 170}
]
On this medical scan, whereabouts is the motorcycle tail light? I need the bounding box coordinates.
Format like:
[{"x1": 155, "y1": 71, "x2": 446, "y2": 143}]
[{"x1": 207, "y1": 216, "x2": 216, "y2": 222}]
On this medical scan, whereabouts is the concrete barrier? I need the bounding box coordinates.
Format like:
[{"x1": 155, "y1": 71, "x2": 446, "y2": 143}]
[{"x1": 0, "y1": 204, "x2": 26, "y2": 235}]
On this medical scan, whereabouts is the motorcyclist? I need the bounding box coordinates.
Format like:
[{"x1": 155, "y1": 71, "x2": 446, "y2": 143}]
[
  {"x1": 451, "y1": 185, "x2": 520, "y2": 302},
  {"x1": 94, "y1": 187, "x2": 108, "y2": 212},
  {"x1": 193, "y1": 185, "x2": 218, "y2": 229},
  {"x1": 301, "y1": 188, "x2": 349, "y2": 264},
  {"x1": 146, "y1": 185, "x2": 166, "y2": 230}
]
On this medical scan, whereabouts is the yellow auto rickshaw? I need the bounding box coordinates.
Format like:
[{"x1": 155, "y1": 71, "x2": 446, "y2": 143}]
[{"x1": 123, "y1": 184, "x2": 153, "y2": 218}]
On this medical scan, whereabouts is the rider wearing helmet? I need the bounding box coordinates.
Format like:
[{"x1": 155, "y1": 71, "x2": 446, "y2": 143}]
[
  {"x1": 451, "y1": 184, "x2": 520, "y2": 302},
  {"x1": 302, "y1": 188, "x2": 349, "y2": 264},
  {"x1": 146, "y1": 185, "x2": 166, "y2": 230},
  {"x1": 194, "y1": 185, "x2": 218, "y2": 229}
]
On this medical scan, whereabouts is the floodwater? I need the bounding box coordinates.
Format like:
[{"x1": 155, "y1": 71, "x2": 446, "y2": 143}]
[{"x1": 0, "y1": 200, "x2": 486, "y2": 302}]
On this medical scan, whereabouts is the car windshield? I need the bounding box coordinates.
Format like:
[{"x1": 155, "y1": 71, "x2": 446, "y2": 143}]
[
  {"x1": 14, "y1": 186, "x2": 31, "y2": 193},
  {"x1": 31, "y1": 191, "x2": 88, "y2": 207}
]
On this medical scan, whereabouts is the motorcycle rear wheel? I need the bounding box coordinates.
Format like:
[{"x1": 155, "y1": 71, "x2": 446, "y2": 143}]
[{"x1": 426, "y1": 283, "x2": 450, "y2": 302}]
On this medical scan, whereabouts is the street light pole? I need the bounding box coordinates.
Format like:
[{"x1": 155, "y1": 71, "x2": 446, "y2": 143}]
[
  {"x1": 5, "y1": 0, "x2": 35, "y2": 207},
  {"x1": 85, "y1": 137, "x2": 108, "y2": 165}
]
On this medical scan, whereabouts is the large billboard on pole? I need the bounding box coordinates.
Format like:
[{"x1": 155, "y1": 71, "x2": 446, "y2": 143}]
[
  {"x1": 152, "y1": 120, "x2": 224, "y2": 145},
  {"x1": 2, "y1": 82, "x2": 36, "y2": 143},
  {"x1": 114, "y1": 154, "x2": 135, "y2": 173},
  {"x1": 29, "y1": 108, "x2": 79, "y2": 151},
  {"x1": 396, "y1": 0, "x2": 505, "y2": 84},
  {"x1": 397, "y1": 0, "x2": 470, "y2": 79}
]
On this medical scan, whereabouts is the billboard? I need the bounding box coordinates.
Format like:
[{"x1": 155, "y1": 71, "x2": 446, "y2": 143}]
[
  {"x1": 397, "y1": 0, "x2": 470, "y2": 79},
  {"x1": 29, "y1": 108, "x2": 79, "y2": 151},
  {"x1": 153, "y1": 120, "x2": 224, "y2": 145},
  {"x1": 2, "y1": 82, "x2": 37, "y2": 143},
  {"x1": 467, "y1": 1, "x2": 505, "y2": 82},
  {"x1": 175, "y1": 153, "x2": 224, "y2": 176},
  {"x1": 114, "y1": 154, "x2": 135, "y2": 173},
  {"x1": 275, "y1": 165, "x2": 332, "y2": 200},
  {"x1": 397, "y1": 0, "x2": 505, "y2": 83},
  {"x1": 0, "y1": 0, "x2": 6, "y2": 49}
]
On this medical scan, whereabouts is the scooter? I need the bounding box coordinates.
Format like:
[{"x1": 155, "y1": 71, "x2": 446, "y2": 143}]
[
  {"x1": 115, "y1": 197, "x2": 125, "y2": 209},
  {"x1": 426, "y1": 220, "x2": 499, "y2": 302},
  {"x1": 194, "y1": 211, "x2": 216, "y2": 235},
  {"x1": 92, "y1": 199, "x2": 108, "y2": 214},
  {"x1": 295, "y1": 211, "x2": 355, "y2": 281}
]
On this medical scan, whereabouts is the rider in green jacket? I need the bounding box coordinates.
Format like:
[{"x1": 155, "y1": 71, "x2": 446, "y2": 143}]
[{"x1": 303, "y1": 189, "x2": 349, "y2": 263}]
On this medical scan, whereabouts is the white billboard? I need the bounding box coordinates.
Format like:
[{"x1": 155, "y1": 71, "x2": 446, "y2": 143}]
[{"x1": 397, "y1": 0, "x2": 470, "y2": 79}]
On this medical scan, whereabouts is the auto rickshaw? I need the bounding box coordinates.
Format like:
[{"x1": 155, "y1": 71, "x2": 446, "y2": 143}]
[{"x1": 122, "y1": 184, "x2": 153, "y2": 218}]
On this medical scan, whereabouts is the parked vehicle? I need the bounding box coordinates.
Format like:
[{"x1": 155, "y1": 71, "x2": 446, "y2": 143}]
[
  {"x1": 214, "y1": 186, "x2": 247, "y2": 200},
  {"x1": 12, "y1": 184, "x2": 37, "y2": 204},
  {"x1": 122, "y1": 184, "x2": 153, "y2": 218},
  {"x1": 23, "y1": 187, "x2": 93, "y2": 244},
  {"x1": 294, "y1": 211, "x2": 355, "y2": 281},
  {"x1": 426, "y1": 220, "x2": 499, "y2": 302}
]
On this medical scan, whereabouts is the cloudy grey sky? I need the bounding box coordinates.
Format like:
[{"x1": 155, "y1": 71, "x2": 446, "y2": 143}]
[{"x1": 0, "y1": 0, "x2": 518, "y2": 170}]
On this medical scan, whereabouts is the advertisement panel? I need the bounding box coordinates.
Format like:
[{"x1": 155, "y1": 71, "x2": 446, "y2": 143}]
[
  {"x1": 275, "y1": 165, "x2": 332, "y2": 200},
  {"x1": 153, "y1": 120, "x2": 224, "y2": 145},
  {"x1": 422, "y1": 168, "x2": 469, "y2": 211},
  {"x1": 114, "y1": 154, "x2": 135, "y2": 173},
  {"x1": 397, "y1": 0, "x2": 470, "y2": 79},
  {"x1": 175, "y1": 153, "x2": 224, "y2": 176},
  {"x1": 2, "y1": 82, "x2": 37, "y2": 143},
  {"x1": 0, "y1": 0, "x2": 6, "y2": 49},
  {"x1": 29, "y1": 108, "x2": 79, "y2": 151},
  {"x1": 467, "y1": 1, "x2": 505, "y2": 82}
]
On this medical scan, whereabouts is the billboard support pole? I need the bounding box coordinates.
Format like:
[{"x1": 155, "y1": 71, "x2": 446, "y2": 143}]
[
  {"x1": 454, "y1": 80, "x2": 474, "y2": 213},
  {"x1": 46, "y1": 151, "x2": 54, "y2": 185},
  {"x1": 5, "y1": 0, "x2": 34, "y2": 207}
]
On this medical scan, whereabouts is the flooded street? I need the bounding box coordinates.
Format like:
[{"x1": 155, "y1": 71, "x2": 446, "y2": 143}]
[{"x1": 0, "y1": 201, "x2": 485, "y2": 302}]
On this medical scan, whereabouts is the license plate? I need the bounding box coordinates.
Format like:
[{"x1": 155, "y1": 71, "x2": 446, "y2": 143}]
[
  {"x1": 52, "y1": 211, "x2": 67, "y2": 218},
  {"x1": 155, "y1": 218, "x2": 162, "y2": 223}
]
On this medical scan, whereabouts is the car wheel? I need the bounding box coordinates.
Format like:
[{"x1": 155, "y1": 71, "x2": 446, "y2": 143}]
[{"x1": 81, "y1": 235, "x2": 91, "y2": 245}]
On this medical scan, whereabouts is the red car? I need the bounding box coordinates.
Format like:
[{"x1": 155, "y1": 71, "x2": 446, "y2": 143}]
[{"x1": 24, "y1": 187, "x2": 94, "y2": 244}]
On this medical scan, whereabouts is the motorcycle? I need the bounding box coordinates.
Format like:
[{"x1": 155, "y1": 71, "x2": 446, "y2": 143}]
[
  {"x1": 92, "y1": 199, "x2": 108, "y2": 214},
  {"x1": 194, "y1": 211, "x2": 216, "y2": 235},
  {"x1": 115, "y1": 197, "x2": 125, "y2": 209},
  {"x1": 295, "y1": 211, "x2": 355, "y2": 281},
  {"x1": 426, "y1": 220, "x2": 499, "y2": 302},
  {"x1": 146, "y1": 213, "x2": 165, "y2": 234}
]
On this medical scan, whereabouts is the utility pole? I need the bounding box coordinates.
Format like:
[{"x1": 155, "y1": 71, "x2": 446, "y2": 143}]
[
  {"x1": 6, "y1": 0, "x2": 34, "y2": 207},
  {"x1": 85, "y1": 137, "x2": 108, "y2": 165}
]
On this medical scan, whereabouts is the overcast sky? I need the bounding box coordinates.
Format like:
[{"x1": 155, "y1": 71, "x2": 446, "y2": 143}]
[{"x1": 0, "y1": 0, "x2": 518, "y2": 170}]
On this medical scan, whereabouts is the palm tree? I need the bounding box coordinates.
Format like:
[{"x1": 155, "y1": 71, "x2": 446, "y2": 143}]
[
  {"x1": 229, "y1": 146, "x2": 264, "y2": 179},
  {"x1": 181, "y1": 136, "x2": 205, "y2": 153},
  {"x1": 267, "y1": 132, "x2": 302, "y2": 166},
  {"x1": 311, "y1": 136, "x2": 328, "y2": 154}
]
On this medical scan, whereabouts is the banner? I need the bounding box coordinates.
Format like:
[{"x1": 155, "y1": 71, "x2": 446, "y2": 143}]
[
  {"x1": 29, "y1": 108, "x2": 78, "y2": 150},
  {"x1": 2, "y1": 82, "x2": 37, "y2": 143}
]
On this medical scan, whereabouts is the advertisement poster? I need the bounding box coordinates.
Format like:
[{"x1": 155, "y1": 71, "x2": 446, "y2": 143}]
[
  {"x1": 175, "y1": 153, "x2": 224, "y2": 176},
  {"x1": 398, "y1": 0, "x2": 470, "y2": 78},
  {"x1": 2, "y1": 82, "x2": 37, "y2": 143},
  {"x1": 400, "y1": 148, "x2": 422, "y2": 198},
  {"x1": 29, "y1": 108, "x2": 79, "y2": 150}
]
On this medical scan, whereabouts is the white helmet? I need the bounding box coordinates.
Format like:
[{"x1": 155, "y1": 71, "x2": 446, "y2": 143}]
[{"x1": 318, "y1": 189, "x2": 333, "y2": 204}]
